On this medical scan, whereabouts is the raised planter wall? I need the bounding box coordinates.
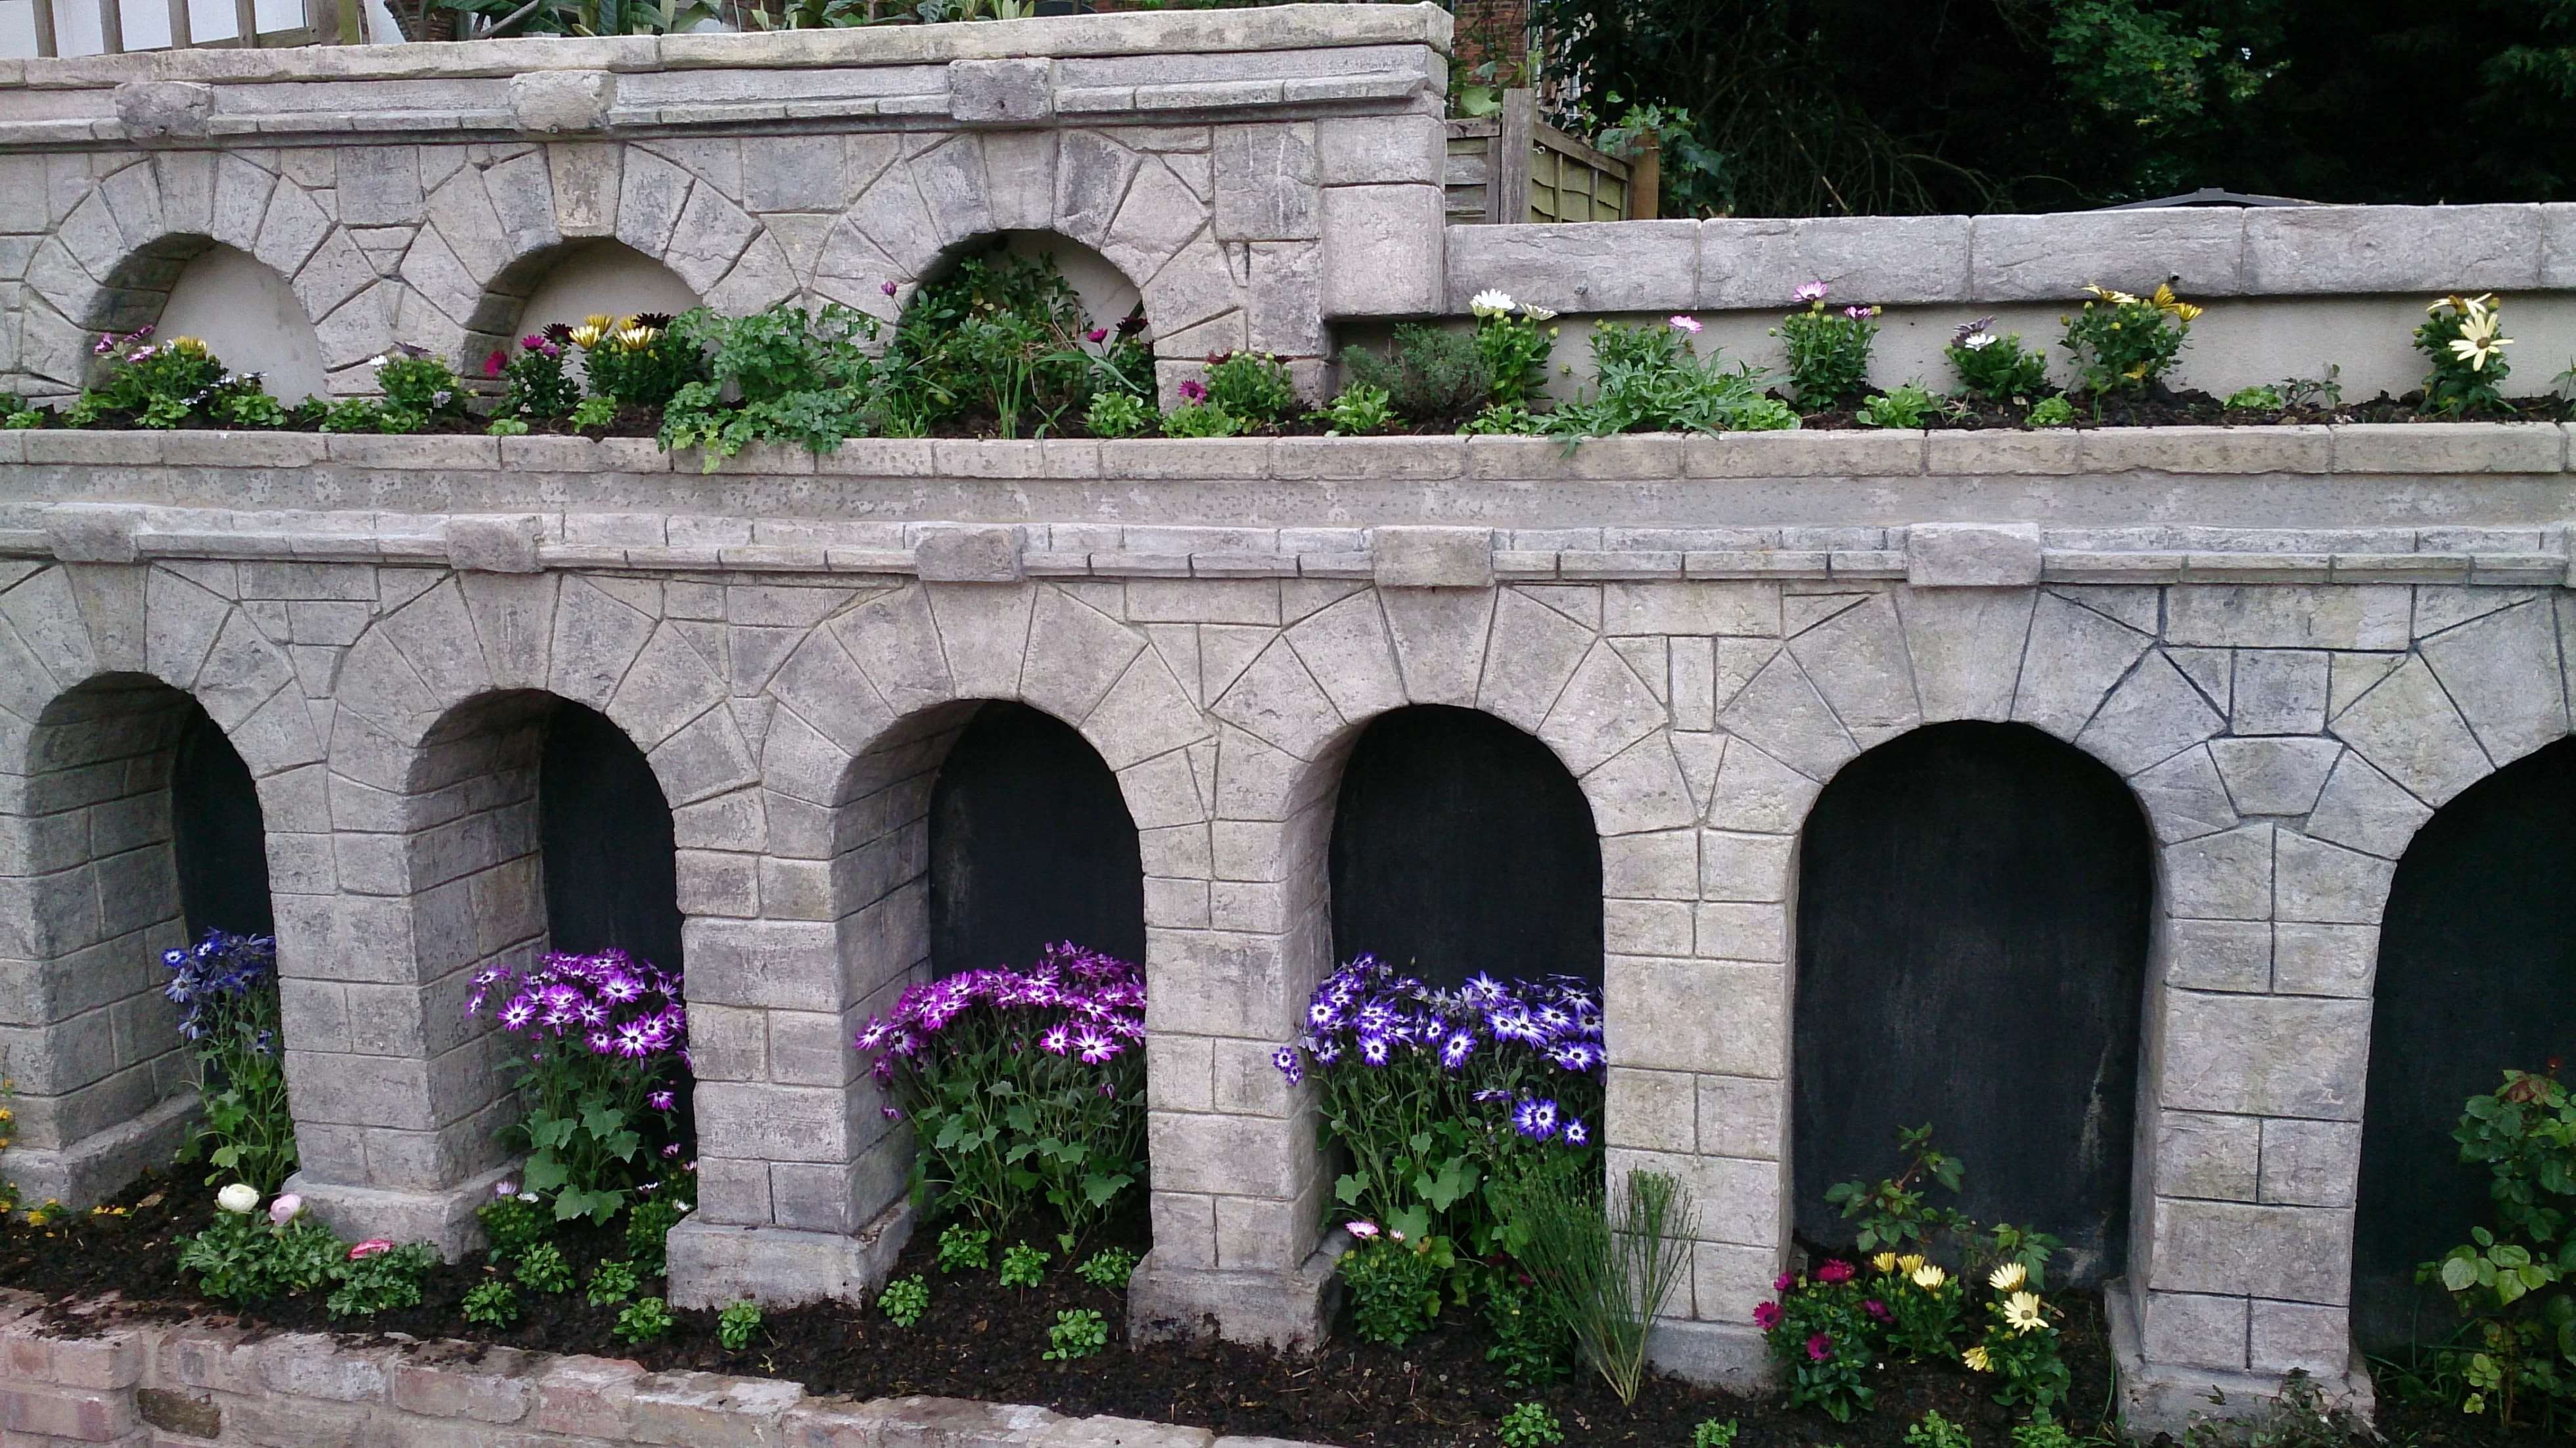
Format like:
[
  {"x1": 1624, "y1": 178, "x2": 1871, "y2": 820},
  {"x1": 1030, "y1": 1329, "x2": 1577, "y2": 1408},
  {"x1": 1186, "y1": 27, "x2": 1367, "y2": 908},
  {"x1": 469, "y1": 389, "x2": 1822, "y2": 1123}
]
[{"x1": 0, "y1": 6, "x2": 2573, "y2": 1437}]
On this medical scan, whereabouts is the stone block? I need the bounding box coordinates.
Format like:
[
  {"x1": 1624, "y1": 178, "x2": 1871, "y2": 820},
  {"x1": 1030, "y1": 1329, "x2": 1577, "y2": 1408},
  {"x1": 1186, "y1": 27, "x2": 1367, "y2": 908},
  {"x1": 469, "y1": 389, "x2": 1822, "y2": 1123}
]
[
  {"x1": 2230, "y1": 650, "x2": 2328, "y2": 736},
  {"x1": 2244, "y1": 204, "x2": 2541, "y2": 294},
  {"x1": 2166, "y1": 585, "x2": 2411, "y2": 651},
  {"x1": 2140, "y1": 1288, "x2": 2249, "y2": 1372},
  {"x1": 1212, "y1": 123, "x2": 1318, "y2": 241},
  {"x1": 1968, "y1": 208, "x2": 2248, "y2": 300},
  {"x1": 1907, "y1": 522, "x2": 2041, "y2": 587},
  {"x1": 665, "y1": 1199, "x2": 915, "y2": 1309},
  {"x1": 2207, "y1": 737, "x2": 2341, "y2": 817},
  {"x1": 1, "y1": 1381, "x2": 137, "y2": 1440},
  {"x1": 1370, "y1": 526, "x2": 1491, "y2": 588},
  {"x1": 949, "y1": 58, "x2": 1053, "y2": 125},
  {"x1": 1315, "y1": 112, "x2": 1443, "y2": 186},
  {"x1": 2157, "y1": 1110, "x2": 2259, "y2": 1202},
  {"x1": 629, "y1": 1369, "x2": 806, "y2": 1448},
  {"x1": 1699, "y1": 214, "x2": 1971, "y2": 308},
  {"x1": 1127, "y1": 1238, "x2": 1338, "y2": 1351},
  {"x1": 1609, "y1": 957, "x2": 1783, "y2": 1077},
  {"x1": 1446, "y1": 219, "x2": 1697, "y2": 313},
  {"x1": 2271, "y1": 922, "x2": 2376, "y2": 999},
  {"x1": 911, "y1": 524, "x2": 1024, "y2": 584},
  {"x1": 512, "y1": 69, "x2": 612, "y2": 135},
  {"x1": 45, "y1": 503, "x2": 140, "y2": 564},
  {"x1": 1320, "y1": 183, "x2": 1443, "y2": 316},
  {"x1": 114, "y1": 79, "x2": 212, "y2": 139},
  {"x1": 2248, "y1": 1299, "x2": 2351, "y2": 1375},
  {"x1": 444, "y1": 514, "x2": 544, "y2": 574},
  {"x1": 2259, "y1": 1118, "x2": 2360, "y2": 1208},
  {"x1": 390, "y1": 1346, "x2": 539, "y2": 1423},
  {"x1": 2151, "y1": 1198, "x2": 2355, "y2": 1304},
  {"x1": 2164, "y1": 918, "x2": 2271, "y2": 993},
  {"x1": 2159, "y1": 991, "x2": 2370, "y2": 1121},
  {"x1": 2332, "y1": 420, "x2": 2564, "y2": 475}
]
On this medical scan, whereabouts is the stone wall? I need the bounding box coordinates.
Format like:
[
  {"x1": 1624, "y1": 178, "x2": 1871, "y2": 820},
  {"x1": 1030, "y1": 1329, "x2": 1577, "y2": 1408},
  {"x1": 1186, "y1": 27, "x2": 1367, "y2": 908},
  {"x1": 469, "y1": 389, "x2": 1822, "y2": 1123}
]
[
  {"x1": 0, "y1": 426, "x2": 2564, "y2": 1430},
  {"x1": 0, "y1": 1289, "x2": 1276, "y2": 1448}
]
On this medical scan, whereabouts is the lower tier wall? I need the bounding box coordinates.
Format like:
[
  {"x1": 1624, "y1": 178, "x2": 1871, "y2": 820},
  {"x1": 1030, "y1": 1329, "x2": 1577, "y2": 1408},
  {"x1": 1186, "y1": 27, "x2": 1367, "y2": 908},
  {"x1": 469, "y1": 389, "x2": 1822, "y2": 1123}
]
[{"x1": 0, "y1": 1291, "x2": 1274, "y2": 1448}]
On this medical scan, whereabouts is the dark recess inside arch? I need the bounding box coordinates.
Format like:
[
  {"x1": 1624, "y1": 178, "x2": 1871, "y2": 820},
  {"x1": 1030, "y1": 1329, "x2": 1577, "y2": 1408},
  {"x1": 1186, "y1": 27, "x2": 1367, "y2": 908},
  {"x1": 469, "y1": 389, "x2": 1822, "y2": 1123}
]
[
  {"x1": 1329, "y1": 705, "x2": 1603, "y2": 989},
  {"x1": 172, "y1": 706, "x2": 273, "y2": 938},
  {"x1": 1793, "y1": 721, "x2": 2151, "y2": 1284},
  {"x1": 2357, "y1": 738, "x2": 2576, "y2": 1349},
  {"x1": 929, "y1": 702, "x2": 1145, "y2": 972},
  {"x1": 541, "y1": 702, "x2": 684, "y2": 972}
]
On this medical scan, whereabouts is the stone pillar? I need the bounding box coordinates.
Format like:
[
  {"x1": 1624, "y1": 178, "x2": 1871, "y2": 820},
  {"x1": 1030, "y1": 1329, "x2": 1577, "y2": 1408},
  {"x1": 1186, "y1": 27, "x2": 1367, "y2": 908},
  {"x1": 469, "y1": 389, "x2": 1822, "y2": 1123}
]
[{"x1": 0, "y1": 677, "x2": 198, "y2": 1208}]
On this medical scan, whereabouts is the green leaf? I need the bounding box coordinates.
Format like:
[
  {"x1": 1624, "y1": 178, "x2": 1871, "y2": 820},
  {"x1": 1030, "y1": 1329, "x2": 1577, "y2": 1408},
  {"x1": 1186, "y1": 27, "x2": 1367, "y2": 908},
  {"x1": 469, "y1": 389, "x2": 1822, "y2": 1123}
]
[{"x1": 1336, "y1": 1172, "x2": 1371, "y2": 1205}]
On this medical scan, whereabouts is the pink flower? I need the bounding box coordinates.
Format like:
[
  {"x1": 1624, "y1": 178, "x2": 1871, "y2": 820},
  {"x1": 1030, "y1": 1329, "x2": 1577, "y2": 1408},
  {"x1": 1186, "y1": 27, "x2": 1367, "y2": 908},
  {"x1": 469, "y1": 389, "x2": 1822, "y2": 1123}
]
[
  {"x1": 1806, "y1": 1332, "x2": 1833, "y2": 1362},
  {"x1": 494, "y1": 1180, "x2": 518, "y2": 1198},
  {"x1": 1086, "y1": 328, "x2": 1108, "y2": 343},
  {"x1": 1178, "y1": 379, "x2": 1207, "y2": 403},
  {"x1": 1753, "y1": 1301, "x2": 1783, "y2": 1330},
  {"x1": 348, "y1": 1238, "x2": 394, "y2": 1260},
  {"x1": 1346, "y1": 1221, "x2": 1380, "y2": 1240},
  {"x1": 1669, "y1": 315, "x2": 1703, "y2": 334},
  {"x1": 1844, "y1": 305, "x2": 1878, "y2": 321},
  {"x1": 484, "y1": 350, "x2": 505, "y2": 378},
  {"x1": 881, "y1": 281, "x2": 899, "y2": 298},
  {"x1": 267, "y1": 1193, "x2": 303, "y2": 1225},
  {"x1": 1816, "y1": 1259, "x2": 1854, "y2": 1284},
  {"x1": 1794, "y1": 281, "x2": 1829, "y2": 304},
  {"x1": 1774, "y1": 1273, "x2": 1794, "y2": 1294},
  {"x1": 1864, "y1": 1299, "x2": 1890, "y2": 1322}
]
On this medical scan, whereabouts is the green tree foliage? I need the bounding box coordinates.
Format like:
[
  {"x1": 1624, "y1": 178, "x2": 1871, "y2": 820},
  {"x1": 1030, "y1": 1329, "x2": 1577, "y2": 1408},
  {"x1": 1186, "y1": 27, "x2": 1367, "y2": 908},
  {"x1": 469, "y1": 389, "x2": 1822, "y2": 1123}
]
[{"x1": 1527, "y1": 0, "x2": 2576, "y2": 215}]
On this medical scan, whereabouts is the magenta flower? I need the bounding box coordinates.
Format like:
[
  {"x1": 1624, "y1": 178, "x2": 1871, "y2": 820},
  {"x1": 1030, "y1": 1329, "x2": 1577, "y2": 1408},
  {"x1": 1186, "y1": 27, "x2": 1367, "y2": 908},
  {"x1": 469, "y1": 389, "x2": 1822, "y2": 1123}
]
[
  {"x1": 1864, "y1": 1298, "x2": 1891, "y2": 1322},
  {"x1": 347, "y1": 1238, "x2": 394, "y2": 1261},
  {"x1": 1669, "y1": 315, "x2": 1703, "y2": 334},
  {"x1": 1816, "y1": 1259, "x2": 1854, "y2": 1284},
  {"x1": 1794, "y1": 280, "x2": 1829, "y2": 303},
  {"x1": 881, "y1": 281, "x2": 899, "y2": 297},
  {"x1": 1753, "y1": 1301, "x2": 1783, "y2": 1330},
  {"x1": 1806, "y1": 1333, "x2": 1833, "y2": 1362},
  {"x1": 647, "y1": 1089, "x2": 676, "y2": 1112},
  {"x1": 1178, "y1": 378, "x2": 1208, "y2": 403},
  {"x1": 1844, "y1": 305, "x2": 1879, "y2": 321},
  {"x1": 1347, "y1": 1221, "x2": 1381, "y2": 1240},
  {"x1": 485, "y1": 350, "x2": 506, "y2": 378},
  {"x1": 1086, "y1": 327, "x2": 1108, "y2": 343},
  {"x1": 1775, "y1": 1273, "x2": 1795, "y2": 1293}
]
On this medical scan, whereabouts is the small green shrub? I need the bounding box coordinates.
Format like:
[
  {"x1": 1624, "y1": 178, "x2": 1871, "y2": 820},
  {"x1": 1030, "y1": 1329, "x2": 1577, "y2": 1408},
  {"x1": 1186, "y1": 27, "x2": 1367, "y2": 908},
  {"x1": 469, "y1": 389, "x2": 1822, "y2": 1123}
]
[
  {"x1": 999, "y1": 1241, "x2": 1050, "y2": 1289},
  {"x1": 570, "y1": 396, "x2": 618, "y2": 430},
  {"x1": 586, "y1": 1257, "x2": 639, "y2": 1307},
  {"x1": 515, "y1": 1241, "x2": 575, "y2": 1295},
  {"x1": 1160, "y1": 400, "x2": 1241, "y2": 438},
  {"x1": 2225, "y1": 384, "x2": 2286, "y2": 411},
  {"x1": 1947, "y1": 319, "x2": 2052, "y2": 402},
  {"x1": 938, "y1": 1224, "x2": 991, "y2": 1273},
  {"x1": 317, "y1": 398, "x2": 386, "y2": 434},
  {"x1": 1343, "y1": 324, "x2": 1493, "y2": 425},
  {"x1": 486, "y1": 417, "x2": 531, "y2": 436},
  {"x1": 461, "y1": 1279, "x2": 519, "y2": 1326},
  {"x1": 2061, "y1": 283, "x2": 2198, "y2": 395},
  {"x1": 1483, "y1": 1269, "x2": 1572, "y2": 1386},
  {"x1": 659, "y1": 302, "x2": 883, "y2": 465},
  {"x1": 1497, "y1": 1402, "x2": 1564, "y2": 1448},
  {"x1": 571, "y1": 313, "x2": 702, "y2": 411},
  {"x1": 879, "y1": 1274, "x2": 931, "y2": 1326},
  {"x1": 1043, "y1": 1307, "x2": 1110, "y2": 1361},
  {"x1": 2011, "y1": 1422, "x2": 2078, "y2": 1448},
  {"x1": 479, "y1": 1187, "x2": 549, "y2": 1262},
  {"x1": 1085, "y1": 390, "x2": 1151, "y2": 439},
  {"x1": 175, "y1": 1192, "x2": 342, "y2": 1305},
  {"x1": 218, "y1": 391, "x2": 289, "y2": 428},
  {"x1": 626, "y1": 1192, "x2": 689, "y2": 1277},
  {"x1": 614, "y1": 1295, "x2": 676, "y2": 1344},
  {"x1": 1772, "y1": 283, "x2": 1879, "y2": 405},
  {"x1": 718, "y1": 1300, "x2": 764, "y2": 1349},
  {"x1": 1202, "y1": 351, "x2": 1299, "y2": 424},
  {"x1": 1692, "y1": 1420, "x2": 1739, "y2": 1448},
  {"x1": 326, "y1": 1240, "x2": 438, "y2": 1318},
  {"x1": 1856, "y1": 381, "x2": 1939, "y2": 430},
  {"x1": 1544, "y1": 319, "x2": 1797, "y2": 438},
  {"x1": 373, "y1": 348, "x2": 469, "y2": 431},
  {"x1": 494, "y1": 332, "x2": 581, "y2": 420},
  {"x1": 2027, "y1": 395, "x2": 2077, "y2": 428},
  {"x1": 81, "y1": 329, "x2": 249, "y2": 428},
  {"x1": 2417, "y1": 292, "x2": 2513, "y2": 415},
  {"x1": 1461, "y1": 402, "x2": 1540, "y2": 435},
  {"x1": 1341, "y1": 1235, "x2": 1444, "y2": 1347},
  {"x1": 1323, "y1": 382, "x2": 1396, "y2": 435},
  {"x1": 1076, "y1": 1247, "x2": 1140, "y2": 1289},
  {"x1": 1906, "y1": 1410, "x2": 1972, "y2": 1448}
]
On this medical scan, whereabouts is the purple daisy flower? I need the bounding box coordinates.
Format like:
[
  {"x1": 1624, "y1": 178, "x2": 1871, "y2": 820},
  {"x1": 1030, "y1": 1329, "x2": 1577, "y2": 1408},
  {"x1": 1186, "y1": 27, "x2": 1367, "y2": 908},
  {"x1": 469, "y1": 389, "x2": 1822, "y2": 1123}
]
[
  {"x1": 1562, "y1": 1118, "x2": 1590, "y2": 1146},
  {"x1": 1513, "y1": 1097, "x2": 1560, "y2": 1141},
  {"x1": 1440, "y1": 1031, "x2": 1477, "y2": 1070},
  {"x1": 648, "y1": 1089, "x2": 676, "y2": 1112},
  {"x1": 1074, "y1": 1027, "x2": 1118, "y2": 1064},
  {"x1": 1274, "y1": 1045, "x2": 1304, "y2": 1084}
]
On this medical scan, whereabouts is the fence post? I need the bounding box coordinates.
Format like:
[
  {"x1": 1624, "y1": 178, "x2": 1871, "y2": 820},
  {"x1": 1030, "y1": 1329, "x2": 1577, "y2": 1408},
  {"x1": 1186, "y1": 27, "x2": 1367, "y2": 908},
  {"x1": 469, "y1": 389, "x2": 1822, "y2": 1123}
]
[
  {"x1": 235, "y1": 0, "x2": 257, "y2": 45},
  {"x1": 1495, "y1": 89, "x2": 1535, "y2": 227},
  {"x1": 1630, "y1": 132, "x2": 1661, "y2": 220},
  {"x1": 31, "y1": 0, "x2": 56, "y2": 56},
  {"x1": 98, "y1": 0, "x2": 122, "y2": 53}
]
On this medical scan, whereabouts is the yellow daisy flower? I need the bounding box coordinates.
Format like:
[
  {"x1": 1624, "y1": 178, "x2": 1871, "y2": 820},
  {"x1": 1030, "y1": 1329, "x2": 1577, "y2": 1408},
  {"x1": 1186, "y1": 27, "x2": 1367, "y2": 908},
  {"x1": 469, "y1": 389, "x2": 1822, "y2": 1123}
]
[
  {"x1": 2003, "y1": 1290, "x2": 2048, "y2": 1334},
  {"x1": 2449, "y1": 310, "x2": 2512, "y2": 372},
  {"x1": 1895, "y1": 1254, "x2": 1927, "y2": 1276},
  {"x1": 1911, "y1": 1263, "x2": 1948, "y2": 1291},
  {"x1": 1871, "y1": 1252, "x2": 1899, "y2": 1275},
  {"x1": 1989, "y1": 1261, "x2": 2027, "y2": 1292},
  {"x1": 1963, "y1": 1344, "x2": 1992, "y2": 1372}
]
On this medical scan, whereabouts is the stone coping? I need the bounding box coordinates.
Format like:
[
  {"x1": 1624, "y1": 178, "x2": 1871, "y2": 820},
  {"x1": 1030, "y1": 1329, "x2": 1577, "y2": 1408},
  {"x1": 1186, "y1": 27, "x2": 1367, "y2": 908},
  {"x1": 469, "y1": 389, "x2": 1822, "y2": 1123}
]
[
  {"x1": 1450, "y1": 206, "x2": 2576, "y2": 309},
  {"x1": 0, "y1": 421, "x2": 2565, "y2": 478},
  {"x1": 0, "y1": 2, "x2": 1449, "y2": 89},
  {"x1": 0, "y1": 1290, "x2": 1297, "y2": 1448}
]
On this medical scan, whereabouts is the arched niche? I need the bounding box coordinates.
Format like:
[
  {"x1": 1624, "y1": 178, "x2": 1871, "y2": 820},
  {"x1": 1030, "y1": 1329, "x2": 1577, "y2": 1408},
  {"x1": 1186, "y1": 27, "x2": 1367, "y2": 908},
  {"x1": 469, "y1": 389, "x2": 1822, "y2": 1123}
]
[
  {"x1": 146, "y1": 244, "x2": 329, "y2": 403},
  {"x1": 512, "y1": 238, "x2": 703, "y2": 341},
  {"x1": 2355, "y1": 737, "x2": 2576, "y2": 1349},
  {"x1": 540, "y1": 700, "x2": 683, "y2": 971},
  {"x1": 1792, "y1": 720, "x2": 2152, "y2": 1282},
  {"x1": 919, "y1": 231, "x2": 1143, "y2": 336},
  {"x1": 1327, "y1": 704, "x2": 1603, "y2": 988},
  {"x1": 927, "y1": 701, "x2": 1144, "y2": 972},
  {"x1": 173, "y1": 704, "x2": 274, "y2": 937}
]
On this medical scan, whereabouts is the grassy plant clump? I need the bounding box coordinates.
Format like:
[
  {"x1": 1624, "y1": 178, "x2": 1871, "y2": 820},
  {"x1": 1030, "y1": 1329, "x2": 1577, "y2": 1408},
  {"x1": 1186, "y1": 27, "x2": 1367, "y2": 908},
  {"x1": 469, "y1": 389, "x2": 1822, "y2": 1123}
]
[
  {"x1": 1544, "y1": 318, "x2": 1799, "y2": 438},
  {"x1": 1343, "y1": 324, "x2": 1494, "y2": 427},
  {"x1": 1496, "y1": 1165, "x2": 1696, "y2": 1405},
  {"x1": 1202, "y1": 351, "x2": 1300, "y2": 424}
]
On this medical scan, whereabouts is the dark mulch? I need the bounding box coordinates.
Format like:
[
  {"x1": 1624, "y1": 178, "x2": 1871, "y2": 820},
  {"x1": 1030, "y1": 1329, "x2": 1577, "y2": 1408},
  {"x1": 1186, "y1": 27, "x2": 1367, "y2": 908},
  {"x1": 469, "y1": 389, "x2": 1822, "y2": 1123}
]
[{"x1": 0, "y1": 1173, "x2": 2148, "y2": 1448}]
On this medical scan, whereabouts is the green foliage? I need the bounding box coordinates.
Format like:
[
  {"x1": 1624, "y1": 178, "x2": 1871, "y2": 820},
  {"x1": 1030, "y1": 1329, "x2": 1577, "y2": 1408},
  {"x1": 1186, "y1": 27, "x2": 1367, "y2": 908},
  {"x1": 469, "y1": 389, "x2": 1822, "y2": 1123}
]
[
  {"x1": 2027, "y1": 395, "x2": 2077, "y2": 428},
  {"x1": 1076, "y1": 1247, "x2": 1140, "y2": 1290},
  {"x1": 1544, "y1": 321, "x2": 1798, "y2": 438},
  {"x1": 515, "y1": 1241, "x2": 576, "y2": 1295},
  {"x1": 1469, "y1": 298, "x2": 1559, "y2": 408},
  {"x1": 169, "y1": 935, "x2": 297, "y2": 1194},
  {"x1": 1974, "y1": 1283, "x2": 2073, "y2": 1416},
  {"x1": 614, "y1": 1296, "x2": 676, "y2": 1344},
  {"x1": 478, "y1": 1192, "x2": 550, "y2": 1265},
  {"x1": 626, "y1": 1192, "x2": 689, "y2": 1277},
  {"x1": 1084, "y1": 390, "x2": 1151, "y2": 439},
  {"x1": 1042, "y1": 1307, "x2": 1110, "y2": 1361},
  {"x1": 1905, "y1": 1410, "x2": 1971, "y2": 1448},
  {"x1": 440, "y1": 0, "x2": 714, "y2": 41},
  {"x1": 658, "y1": 302, "x2": 883, "y2": 465},
  {"x1": 1693, "y1": 1420, "x2": 1740, "y2": 1448},
  {"x1": 82, "y1": 330, "x2": 281, "y2": 430},
  {"x1": 1948, "y1": 321, "x2": 2054, "y2": 403},
  {"x1": 462, "y1": 1279, "x2": 519, "y2": 1326},
  {"x1": 883, "y1": 245, "x2": 1134, "y2": 437},
  {"x1": 1764, "y1": 1263, "x2": 1881, "y2": 1422},
  {"x1": 1159, "y1": 401, "x2": 1241, "y2": 438},
  {"x1": 177, "y1": 1204, "x2": 342, "y2": 1305},
  {"x1": 1202, "y1": 351, "x2": 1300, "y2": 424},
  {"x1": 1773, "y1": 294, "x2": 1879, "y2": 405},
  {"x1": 718, "y1": 1300, "x2": 764, "y2": 1350},
  {"x1": 1461, "y1": 403, "x2": 1542, "y2": 436},
  {"x1": 318, "y1": 397, "x2": 389, "y2": 434},
  {"x1": 218, "y1": 391, "x2": 290, "y2": 428},
  {"x1": 2413, "y1": 1069, "x2": 2576, "y2": 1427},
  {"x1": 1497, "y1": 1166, "x2": 1697, "y2": 1406},
  {"x1": 879, "y1": 1275, "x2": 931, "y2": 1326},
  {"x1": 2225, "y1": 385, "x2": 2285, "y2": 411},
  {"x1": 569, "y1": 396, "x2": 618, "y2": 430},
  {"x1": 998, "y1": 1241, "x2": 1050, "y2": 1289},
  {"x1": 586, "y1": 1257, "x2": 640, "y2": 1307},
  {"x1": 327, "y1": 1242, "x2": 438, "y2": 1318},
  {"x1": 487, "y1": 417, "x2": 532, "y2": 436},
  {"x1": 1343, "y1": 324, "x2": 1494, "y2": 426},
  {"x1": 1496, "y1": 1402, "x2": 1564, "y2": 1448},
  {"x1": 1824, "y1": 1124, "x2": 1968, "y2": 1256},
  {"x1": 495, "y1": 334, "x2": 581, "y2": 420},
  {"x1": 1342, "y1": 1234, "x2": 1446, "y2": 1347},
  {"x1": 1482, "y1": 1268, "x2": 1573, "y2": 1386},
  {"x1": 1323, "y1": 382, "x2": 1396, "y2": 436},
  {"x1": 1856, "y1": 382, "x2": 1940, "y2": 430},
  {"x1": 571, "y1": 314, "x2": 702, "y2": 410},
  {"x1": 2061, "y1": 283, "x2": 2198, "y2": 396},
  {"x1": 2417, "y1": 294, "x2": 2514, "y2": 416},
  {"x1": 939, "y1": 1225, "x2": 992, "y2": 1273},
  {"x1": 374, "y1": 348, "x2": 469, "y2": 428},
  {"x1": 2011, "y1": 1422, "x2": 2078, "y2": 1448}
]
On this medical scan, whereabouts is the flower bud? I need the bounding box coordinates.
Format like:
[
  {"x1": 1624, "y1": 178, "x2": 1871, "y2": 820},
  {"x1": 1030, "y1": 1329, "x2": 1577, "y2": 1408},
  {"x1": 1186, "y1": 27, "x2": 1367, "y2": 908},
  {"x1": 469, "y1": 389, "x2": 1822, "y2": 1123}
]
[
  {"x1": 216, "y1": 1183, "x2": 258, "y2": 1214},
  {"x1": 267, "y1": 1192, "x2": 303, "y2": 1224}
]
